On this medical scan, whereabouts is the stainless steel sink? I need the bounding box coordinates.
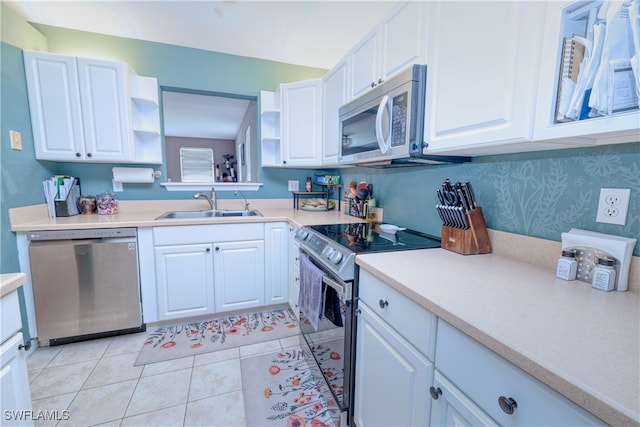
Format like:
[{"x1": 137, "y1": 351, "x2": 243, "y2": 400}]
[{"x1": 155, "y1": 209, "x2": 261, "y2": 220}]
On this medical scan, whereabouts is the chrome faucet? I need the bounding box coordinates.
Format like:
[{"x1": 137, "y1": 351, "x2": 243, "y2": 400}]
[
  {"x1": 235, "y1": 190, "x2": 250, "y2": 210},
  {"x1": 194, "y1": 188, "x2": 217, "y2": 210}
]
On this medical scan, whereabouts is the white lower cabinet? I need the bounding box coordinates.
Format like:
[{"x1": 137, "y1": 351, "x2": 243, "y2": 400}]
[
  {"x1": 354, "y1": 303, "x2": 433, "y2": 427},
  {"x1": 149, "y1": 223, "x2": 269, "y2": 322},
  {"x1": 1, "y1": 289, "x2": 33, "y2": 426},
  {"x1": 154, "y1": 243, "x2": 214, "y2": 320},
  {"x1": 434, "y1": 320, "x2": 604, "y2": 426},
  {"x1": 429, "y1": 370, "x2": 497, "y2": 427},
  {"x1": 287, "y1": 225, "x2": 300, "y2": 318},
  {"x1": 213, "y1": 239, "x2": 265, "y2": 312},
  {"x1": 354, "y1": 269, "x2": 435, "y2": 427},
  {"x1": 264, "y1": 222, "x2": 289, "y2": 305}
]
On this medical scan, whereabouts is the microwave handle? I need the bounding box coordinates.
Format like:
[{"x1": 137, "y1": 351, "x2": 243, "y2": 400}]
[{"x1": 375, "y1": 94, "x2": 391, "y2": 154}]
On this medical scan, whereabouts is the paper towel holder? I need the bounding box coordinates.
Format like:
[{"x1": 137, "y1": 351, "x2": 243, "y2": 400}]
[{"x1": 112, "y1": 167, "x2": 162, "y2": 192}]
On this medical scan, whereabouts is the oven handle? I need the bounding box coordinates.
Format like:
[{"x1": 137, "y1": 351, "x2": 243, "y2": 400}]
[{"x1": 322, "y1": 275, "x2": 345, "y2": 299}]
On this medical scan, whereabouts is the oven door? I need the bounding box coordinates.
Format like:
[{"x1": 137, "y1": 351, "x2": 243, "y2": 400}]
[{"x1": 298, "y1": 250, "x2": 353, "y2": 413}]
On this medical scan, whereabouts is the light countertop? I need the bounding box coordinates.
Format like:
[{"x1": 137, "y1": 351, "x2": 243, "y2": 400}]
[
  {"x1": 9, "y1": 199, "x2": 364, "y2": 232},
  {"x1": 0, "y1": 273, "x2": 27, "y2": 298},
  {"x1": 356, "y1": 249, "x2": 639, "y2": 427}
]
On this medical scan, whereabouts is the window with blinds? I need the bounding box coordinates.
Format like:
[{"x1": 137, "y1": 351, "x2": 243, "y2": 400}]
[{"x1": 180, "y1": 147, "x2": 214, "y2": 182}]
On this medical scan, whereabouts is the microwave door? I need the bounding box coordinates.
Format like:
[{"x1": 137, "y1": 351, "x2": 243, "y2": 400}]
[{"x1": 375, "y1": 95, "x2": 391, "y2": 154}]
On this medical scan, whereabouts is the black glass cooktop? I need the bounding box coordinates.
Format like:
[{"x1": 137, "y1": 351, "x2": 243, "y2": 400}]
[{"x1": 309, "y1": 223, "x2": 440, "y2": 254}]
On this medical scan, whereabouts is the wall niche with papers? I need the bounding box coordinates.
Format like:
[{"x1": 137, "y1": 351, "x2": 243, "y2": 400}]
[{"x1": 533, "y1": 0, "x2": 640, "y2": 145}]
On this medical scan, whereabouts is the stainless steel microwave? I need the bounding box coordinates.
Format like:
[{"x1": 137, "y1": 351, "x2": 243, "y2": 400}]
[{"x1": 339, "y1": 64, "x2": 469, "y2": 167}]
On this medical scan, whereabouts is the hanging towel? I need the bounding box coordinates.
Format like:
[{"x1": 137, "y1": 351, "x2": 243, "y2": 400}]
[{"x1": 299, "y1": 253, "x2": 326, "y2": 332}]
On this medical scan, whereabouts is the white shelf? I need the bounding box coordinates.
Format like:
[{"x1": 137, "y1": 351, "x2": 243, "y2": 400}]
[{"x1": 160, "y1": 182, "x2": 264, "y2": 192}]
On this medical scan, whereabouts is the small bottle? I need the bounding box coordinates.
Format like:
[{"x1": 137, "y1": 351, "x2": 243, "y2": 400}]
[
  {"x1": 592, "y1": 257, "x2": 616, "y2": 291},
  {"x1": 305, "y1": 177, "x2": 312, "y2": 192},
  {"x1": 215, "y1": 164, "x2": 221, "y2": 181},
  {"x1": 556, "y1": 249, "x2": 577, "y2": 280}
]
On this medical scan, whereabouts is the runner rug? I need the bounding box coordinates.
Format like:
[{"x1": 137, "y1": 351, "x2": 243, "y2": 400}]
[
  {"x1": 241, "y1": 348, "x2": 340, "y2": 427},
  {"x1": 134, "y1": 308, "x2": 298, "y2": 366}
]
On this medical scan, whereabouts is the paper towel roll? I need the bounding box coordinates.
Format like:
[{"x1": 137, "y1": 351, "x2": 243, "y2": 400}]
[{"x1": 112, "y1": 167, "x2": 156, "y2": 183}]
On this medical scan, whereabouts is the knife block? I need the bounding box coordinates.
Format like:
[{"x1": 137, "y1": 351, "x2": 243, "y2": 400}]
[{"x1": 441, "y1": 207, "x2": 492, "y2": 255}]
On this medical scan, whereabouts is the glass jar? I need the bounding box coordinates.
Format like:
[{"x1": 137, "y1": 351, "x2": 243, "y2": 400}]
[
  {"x1": 77, "y1": 195, "x2": 97, "y2": 215},
  {"x1": 556, "y1": 249, "x2": 577, "y2": 280},
  {"x1": 96, "y1": 191, "x2": 119, "y2": 215}
]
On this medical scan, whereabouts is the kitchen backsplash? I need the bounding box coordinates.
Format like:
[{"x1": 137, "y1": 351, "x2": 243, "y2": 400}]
[{"x1": 337, "y1": 142, "x2": 639, "y2": 256}]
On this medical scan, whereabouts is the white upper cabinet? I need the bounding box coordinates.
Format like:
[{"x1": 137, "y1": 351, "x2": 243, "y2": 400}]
[
  {"x1": 350, "y1": 2, "x2": 427, "y2": 99},
  {"x1": 281, "y1": 78, "x2": 323, "y2": 167},
  {"x1": 533, "y1": 1, "x2": 640, "y2": 145},
  {"x1": 423, "y1": 2, "x2": 553, "y2": 156},
  {"x1": 23, "y1": 50, "x2": 161, "y2": 163},
  {"x1": 76, "y1": 57, "x2": 132, "y2": 162},
  {"x1": 23, "y1": 51, "x2": 85, "y2": 161},
  {"x1": 322, "y1": 58, "x2": 350, "y2": 166}
]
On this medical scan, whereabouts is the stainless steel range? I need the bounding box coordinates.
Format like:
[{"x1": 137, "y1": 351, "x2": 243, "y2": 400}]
[{"x1": 294, "y1": 222, "x2": 440, "y2": 424}]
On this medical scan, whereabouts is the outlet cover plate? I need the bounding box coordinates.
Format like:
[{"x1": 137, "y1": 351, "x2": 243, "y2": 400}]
[{"x1": 596, "y1": 188, "x2": 630, "y2": 225}]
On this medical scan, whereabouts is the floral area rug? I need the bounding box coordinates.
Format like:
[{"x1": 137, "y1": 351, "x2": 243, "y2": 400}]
[
  {"x1": 241, "y1": 348, "x2": 340, "y2": 427},
  {"x1": 134, "y1": 308, "x2": 298, "y2": 366}
]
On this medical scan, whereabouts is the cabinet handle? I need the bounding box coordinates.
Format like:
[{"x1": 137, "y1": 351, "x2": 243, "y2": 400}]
[
  {"x1": 378, "y1": 299, "x2": 388, "y2": 309},
  {"x1": 429, "y1": 386, "x2": 442, "y2": 400},
  {"x1": 498, "y1": 396, "x2": 518, "y2": 414},
  {"x1": 18, "y1": 340, "x2": 32, "y2": 351}
]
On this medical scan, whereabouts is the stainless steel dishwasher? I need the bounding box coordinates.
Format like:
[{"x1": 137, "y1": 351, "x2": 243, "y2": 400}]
[{"x1": 28, "y1": 228, "x2": 145, "y2": 346}]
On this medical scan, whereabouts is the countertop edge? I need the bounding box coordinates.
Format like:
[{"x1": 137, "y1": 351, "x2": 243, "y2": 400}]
[{"x1": 0, "y1": 273, "x2": 27, "y2": 298}]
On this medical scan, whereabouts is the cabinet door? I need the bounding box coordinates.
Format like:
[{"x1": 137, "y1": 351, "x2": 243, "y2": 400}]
[
  {"x1": 1, "y1": 333, "x2": 34, "y2": 426},
  {"x1": 350, "y1": 29, "x2": 379, "y2": 99},
  {"x1": 354, "y1": 303, "x2": 433, "y2": 427},
  {"x1": 76, "y1": 57, "x2": 132, "y2": 162},
  {"x1": 155, "y1": 244, "x2": 214, "y2": 321},
  {"x1": 23, "y1": 51, "x2": 85, "y2": 161},
  {"x1": 281, "y1": 79, "x2": 323, "y2": 166},
  {"x1": 380, "y1": 2, "x2": 428, "y2": 81},
  {"x1": 430, "y1": 370, "x2": 497, "y2": 427},
  {"x1": 264, "y1": 223, "x2": 288, "y2": 305},
  {"x1": 213, "y1": 240, "x2": 265, "y2": 312},
  {"x1": 424, "y1": 2, "x2": 545, "y2": 154},
  {"x1": 322, "y1": 59, "x2": 350, "y2": 165},
  {"x1": 288, "y1": 226, "x2": 300, "y2": 318}
]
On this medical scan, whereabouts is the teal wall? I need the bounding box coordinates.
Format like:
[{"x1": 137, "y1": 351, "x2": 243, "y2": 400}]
[{"x1": 339, "y1": 143, "x2": 639, "y2": 255}]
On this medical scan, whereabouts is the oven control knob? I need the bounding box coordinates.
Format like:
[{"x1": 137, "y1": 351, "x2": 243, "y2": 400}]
[
  {"x1": 321, "y1": 246, "x2": 334, "y2": 258},
  {"x1": 329, "y1": 251, "x2": 343, "y2": 264}
]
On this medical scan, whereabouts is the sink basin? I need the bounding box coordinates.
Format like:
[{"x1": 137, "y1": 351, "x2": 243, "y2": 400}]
[{"x1": 155, "y1": 209, "x2": 261, "y2": 220}]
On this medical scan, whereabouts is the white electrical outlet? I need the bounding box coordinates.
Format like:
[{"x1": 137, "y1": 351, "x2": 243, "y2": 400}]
[{"x1": 596, "y1": 188, "x2": 631, "y2": 225}]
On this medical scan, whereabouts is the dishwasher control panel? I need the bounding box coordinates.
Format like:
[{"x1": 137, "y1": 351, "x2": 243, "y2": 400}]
[{"x1": 28, "y1": 227, "x2": 137, "y2": 241}]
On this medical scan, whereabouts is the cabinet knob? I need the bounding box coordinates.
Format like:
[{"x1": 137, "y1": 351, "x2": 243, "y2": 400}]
[
  {"x1": 206, "y1": 248, "x2": 211, "y2": 252},
  {"x1": 87, "y1": 152, "x2": 92, "y2": 158},
  {"x1": 379, "y1": 299, "x2": 388, "y2": 309},
  {"x1": 75, "y1": 152, "x2": 82, "y2": 157},
  {"x1": 215, "y1": 247, "x2": 220, "y2": 251},
  {"x1": 378, "y1": 78, "x2": 383, "y2": 84},
  {"x1": 429, "y1": 386, "x2": 442, "y2": 400},
  {"x1": 498, "y1": 396, "x2": 517, "y2": 414},
  {"x1": 370, "y1": 82, "x2": 376, "y2": 88},
  {"x1": 283, "y1": 160, "x2": 287, "y2": 165},
  {"x1": 18, "y1": 340, "x2": 32, "y2": 351}
]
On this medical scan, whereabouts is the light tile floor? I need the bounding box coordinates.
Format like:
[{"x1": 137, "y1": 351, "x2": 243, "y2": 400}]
[{"x1": 27, "y1": 332, "x2": 302, "y2": 427}]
